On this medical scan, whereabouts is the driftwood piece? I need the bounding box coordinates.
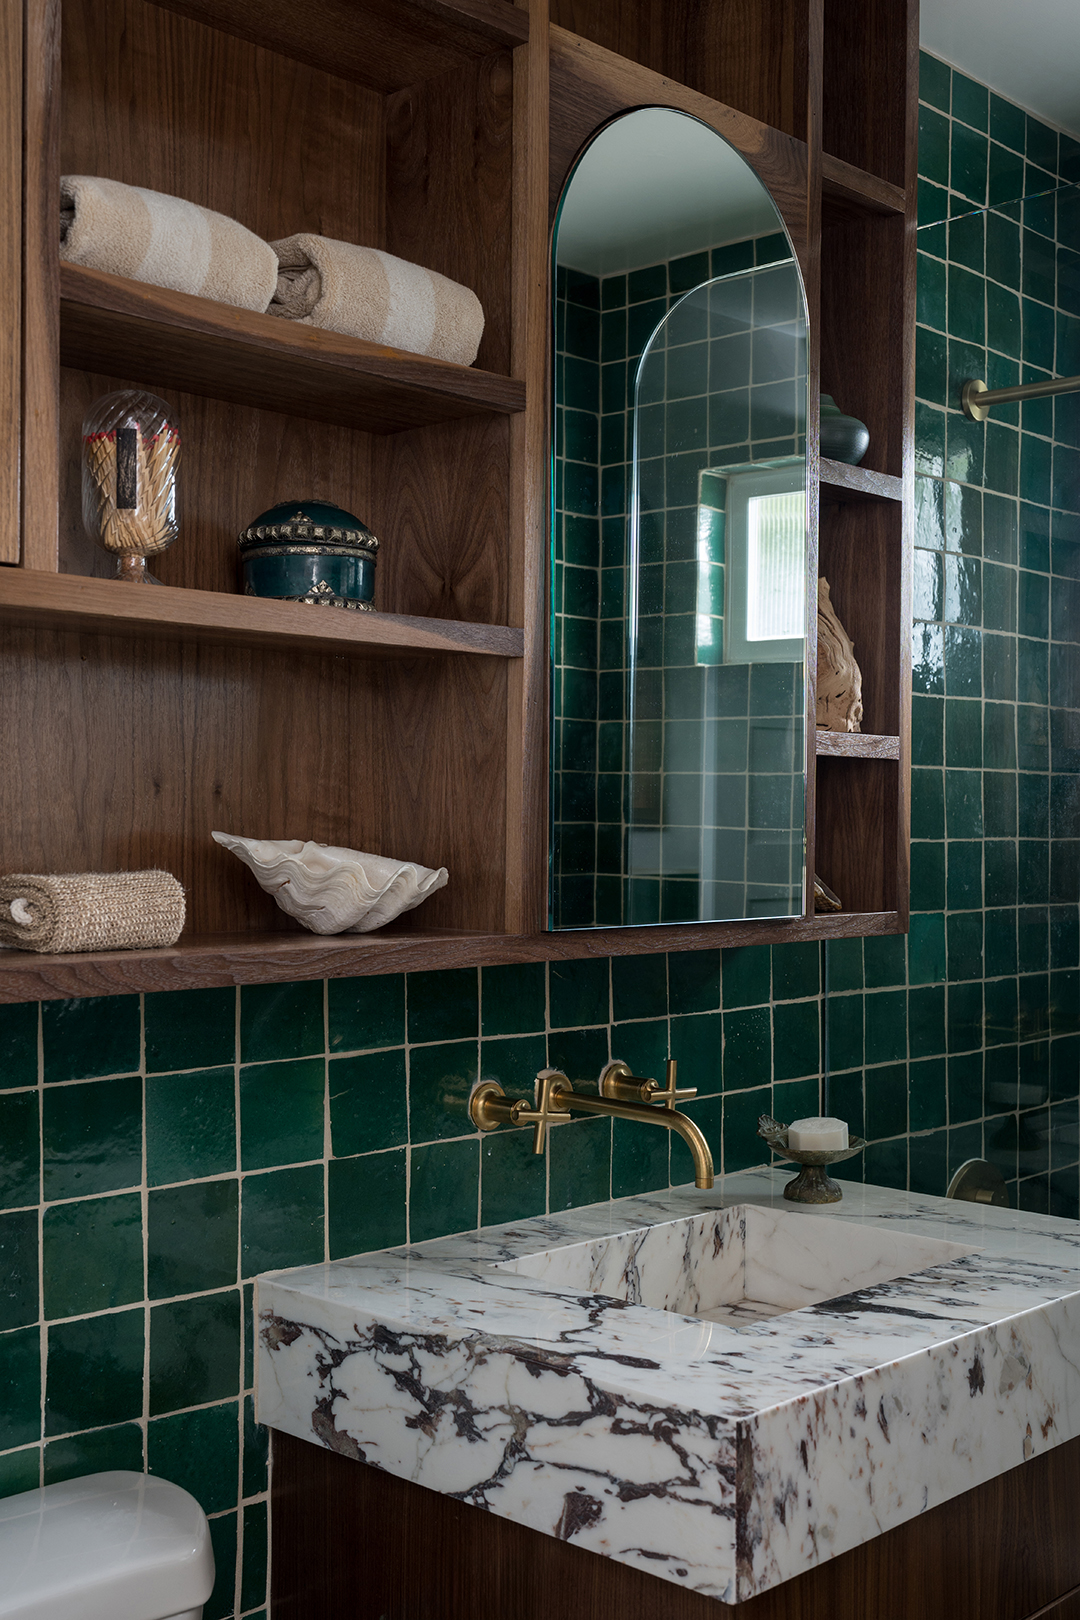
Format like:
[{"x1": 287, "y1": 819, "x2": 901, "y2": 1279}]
[
  {"x1": 813, "y1": 875, "x2": 843, "y2": 912},
  {"x1": 816, "y1": 576, "x2": 863, "y2": 731}
]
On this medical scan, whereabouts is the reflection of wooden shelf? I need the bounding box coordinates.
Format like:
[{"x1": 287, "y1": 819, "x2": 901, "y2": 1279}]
[
  {"x1": 821, "y1": 152, "x2": 906, "y2": 222},
  {"x1": 154, "y1": 0, "x2": 530, "y2": 90},
  {"x1": 819, "y1": 458, "x2": 903, "y2": 503},
  {"x1": 0, "y1": 570, "x2": 524, "y2": 660},
  {"x1": 59, "y1": 265, "x2": 527, "y2": 433},
  {"x1": 816, "y1": 730, "x2": 900, "y2": 759}
]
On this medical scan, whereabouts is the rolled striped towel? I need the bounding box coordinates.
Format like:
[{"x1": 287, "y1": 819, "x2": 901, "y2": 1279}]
[
  {"x1": 0, "y1": 870, "x2": 186, "y2": 954},
  {"x1": 60, "y1": 175, "x2": 278, "y2": 312},
  {"x1": 268, "y1": 233, "x2": 485, "y2": 365}
]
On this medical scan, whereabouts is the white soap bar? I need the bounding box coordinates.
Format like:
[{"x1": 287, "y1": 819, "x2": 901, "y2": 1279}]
[{"x1": 787, "y1": 1116, "x2": 849, "y2": 1152}]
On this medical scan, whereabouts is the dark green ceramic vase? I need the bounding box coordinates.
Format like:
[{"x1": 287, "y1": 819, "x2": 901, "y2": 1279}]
[{"x1": 819, "y1": 394, "x2": 870, "y2": 465}]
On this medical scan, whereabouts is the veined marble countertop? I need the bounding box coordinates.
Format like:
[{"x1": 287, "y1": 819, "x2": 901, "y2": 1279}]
[{"x1": 256, "y1": 1170, "x2": 1080, "y2": 1604}]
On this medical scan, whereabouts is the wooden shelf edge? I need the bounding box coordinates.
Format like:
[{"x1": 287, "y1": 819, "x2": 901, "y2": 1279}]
[
  {"x1": 0, "y1": 569, "x2": 525, "y2": 659},
  {"x1": 815, "y1": 731, "x2": 900, "y2": 759},
  {"x1": 148, "y1": 0, "x2": 529, "y2": 92},
  {"x1": 819, "y1": 457, "x2": 903, "y2": 503},
  {"x1": 0, "y1": 913, "x2": 905, "y2": 1002},
  {"x1": 60, "y1": 264, "x2": 526, "y2": 433},
  {"x1": 821, "y1": 151, "x2": 907, "y2": 216}
]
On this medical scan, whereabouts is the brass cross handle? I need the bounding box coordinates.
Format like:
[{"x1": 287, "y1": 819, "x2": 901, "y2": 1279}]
[
  {"x1": 469, "y1": 1070, "x2": 570, "y2": 1155},
  {"x1": 599, "y1": 1057, "x2": 696, "y2": 1108}
]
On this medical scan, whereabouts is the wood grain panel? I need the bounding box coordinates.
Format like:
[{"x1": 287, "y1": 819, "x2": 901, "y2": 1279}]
[
  {"x1": 385, "y1": 51, "x2": 515, "y2": 378},
  {"x1": 818, "y1": 493, "x2": 902, "y2": 738},
  {"x1": 820, "y1": 458, "x2": 903, "y2": 504},
  {"x1": 21, "y1": 0, "x2": 61, "y2": 571},
  {"x1": 0, "y1": 621, "x2": 509, "y2": 937},
  {"x1": 62, "y1": 0, "x2": 385, "y2": 248},
  {"x1": 548, "y1": 0, "x2": 809, "y2": 139},
  {"x1": 149, "y1": 0, "x2": 528, "y2": 92},
  {"x1": 815, "y1": 756, "x2": 897, "y2": 913},
  {"x1": 548, "y1": 28, "x2": 809, "y2": 275},
  {"x1": 820, "y1": 212, "x2": 907, "y2": 479},
  {"x1": 0, "y1": 0, "x2": 22, "y2": 561},
  {"x1": 815, "y1": 731, "x2": 899, "y2": 759},
  {"x1": 269, "y1": 1428, "x2": 1080, "y2": 1620},
  {"x1": 59, "y1": 266, "x2": 526, "y2": 433},
  {"x1": 822, "y1": 0, "x2": 916, "y2": 185},
  {"x1": 821, "y1": 151, "x2": 906, "y2": 221}
]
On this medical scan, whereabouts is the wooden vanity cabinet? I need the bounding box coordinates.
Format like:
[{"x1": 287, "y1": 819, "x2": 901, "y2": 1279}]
[
  {"x1": 271, "y1": 1427, "x2": 1080, "y2": 1620},
  {"x1": 0, "y1": 0, "x2": 916, "y2": 1002}
]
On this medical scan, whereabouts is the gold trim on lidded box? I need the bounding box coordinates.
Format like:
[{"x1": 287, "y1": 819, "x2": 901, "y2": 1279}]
[{"x1": 237, "y1": 499, "x2": 379, "y2": 610}]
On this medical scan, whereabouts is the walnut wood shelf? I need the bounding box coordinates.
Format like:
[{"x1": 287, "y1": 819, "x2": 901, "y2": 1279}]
[
  {"x1": 0, "y1": 910, "x2": 905, "y2": 1003},
  {"x1": 821, "y1": 151, "x2": 907, "y2": 222},
  {"x1": 0, "y1": 569, "x2": 524, "y2": 659},
  {"x1": 59, "y1": 265, "x2": 527, "y2": 434},
  {"x1": 815, "y1": 731, "x2": 900, "y2": 759},
  {"x1": 150, "y1": 0, "x2": 529, "y2": 91},
  {"x1": 819, "y1": 457, "x2": 904, "y2": 503}
]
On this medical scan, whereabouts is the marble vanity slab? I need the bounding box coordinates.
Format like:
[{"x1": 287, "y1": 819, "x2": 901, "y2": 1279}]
[{"x1": 255, "y1": 1170, "x2": 1080, "y2": 1604}]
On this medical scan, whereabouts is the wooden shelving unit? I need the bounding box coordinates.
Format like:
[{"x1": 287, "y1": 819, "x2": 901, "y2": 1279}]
[{"x1": 0, "y1": 0, "x2": 917, "y2": 1000}]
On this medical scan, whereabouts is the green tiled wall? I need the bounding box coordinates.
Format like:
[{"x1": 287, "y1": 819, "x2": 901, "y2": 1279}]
[{"x1": 3, "y1": 52, "x2": 1080, "y2": 1619}]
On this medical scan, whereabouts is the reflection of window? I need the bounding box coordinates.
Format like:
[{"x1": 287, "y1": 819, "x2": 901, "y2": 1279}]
[{"x1": 723, "y1": 462, "x2": 805, "y2": 663}]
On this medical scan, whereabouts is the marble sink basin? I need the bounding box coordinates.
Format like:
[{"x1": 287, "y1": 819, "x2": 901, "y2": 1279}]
[{"x1": 493, "y1": 1202, "x2": 978, "y2": 1327}]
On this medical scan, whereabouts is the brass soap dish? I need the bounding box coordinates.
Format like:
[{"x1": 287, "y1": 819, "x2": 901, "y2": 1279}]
[{"x1": 757, "y1": 1114, "x2": 866, "y2": 1204}]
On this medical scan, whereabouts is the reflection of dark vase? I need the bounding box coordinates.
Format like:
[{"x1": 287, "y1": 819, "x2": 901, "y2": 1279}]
[{"x1": 820, "y1": 394, "x2": 870, "y2": 465}]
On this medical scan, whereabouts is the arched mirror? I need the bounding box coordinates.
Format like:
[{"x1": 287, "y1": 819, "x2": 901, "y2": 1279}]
[{"x1": 550, "y1": 108, "x2": 809, "y2": 930}]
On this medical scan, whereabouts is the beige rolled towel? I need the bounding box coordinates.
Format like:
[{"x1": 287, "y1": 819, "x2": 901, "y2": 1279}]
[
  {"x1": 268, "y1": 233, "x2": 485, "y2": 365},
  {"x1": 0, "y1": 871, "x2": 186, "y2": 954},
  {"x1": 60, "y1": 176, "x2": 278, "y2": 312}
]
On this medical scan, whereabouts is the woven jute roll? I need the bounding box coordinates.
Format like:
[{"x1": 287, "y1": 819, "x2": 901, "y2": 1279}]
[{"x1": 0, "y1": 870, "x2": 186, "y2": 954}]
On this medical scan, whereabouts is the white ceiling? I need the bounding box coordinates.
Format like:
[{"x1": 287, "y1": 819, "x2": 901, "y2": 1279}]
[{"x1": 921, "y1": 0, "x2": 1080, "y2": 139}]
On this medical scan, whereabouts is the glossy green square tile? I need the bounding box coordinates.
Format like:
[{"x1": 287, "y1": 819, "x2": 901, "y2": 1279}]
[
  {"x1": 722, "y1": 1087, "x2": 770, "y2": 1174},
  {"x1": 327, "y1": 1149, "x2": 406, "y2": 1259},
  {"x1": 822, "y1": 991, "x2": 861, "y2": 1073},
  {"x1": 1018, "y1": 636, "x2": 1049, "y2": 706},
  {"x1": 985, "y1": 1042, "x2": 1019, "y2": 1113},
  {"x1": 913, "y1": 548, "x2": 942, "y2": 621},
  {"x1": 45, "y1": 1309, "x2": 142, "y2": 1435},
  {"x1": 907, "y1": 1054, "x2": 947, "y2": 1132},
  {"x1": 985, "y1": 839, "x2": 1018, "y2": 906},
  {"x1": 988, "y1": 143, "x2": 1025, "y2": 210},
  {"x1": 910, "y1": 840, "x2": 946, "y2": 911},
  {"x1": 909, "y1": 984, "x2": 947, "y2": 1059},
  {"x1": 240, "y1": 1165, "x2": 323, "y2": 1275},
  {"x1": 914, "y1": 402, "x2": 946, "y2": 477},
  {"x1": 770, "y1": 942, "x2": 819, "y2": 1003},
  {"x1": 611, "y1": 1112, "x2": 669, "y2": 1198},
  {"x1": 944, "y1": 626, "x2": 982, "y2": 697},
  {"x1": 43, "y1": 1193, "x2": 142, "y2": 1318},
  {"x1": 328, "y1": 974, "x2": 405, "y2": 1054},
  {"x1": 865, "y1": 1062, "x2": 908, "y2": 1142},
  {"x1": 409, "y1": 1040, "x2": 478, "y2": 1144},
  {"x1": 407, "y1": 969, "x2": 478, "y2": 1046},
  {"x1": 0, "y1": 1004, "x2": 37, "y2": 1091},
  {"x1": 984, "y1": 423, "x2": 1019, "y2": 496},
  {"x1": 987, "y1": 90, "x2": 1026, "y2": 153},
  {"x1": 145, "y1": 988, "x2": 235, "y2": 1074},
  {"x1": 916, "y1": 251, "x2": 946, "y2": 329},
  {"x1": 864, "y1": 991, "x2": 908, "y2": 1067},
  {"x1": 986, "y1": 282, "x2": 1020, "y2": 359},
  {"x1": 919, "y1": 51, "x2": 950, "y2": 113},
  {"x1": 0, "y1": 1448, "x2": 39, "y2": 1503},
  {"x1": 148, "y1": 1402, "x2": 239, "y2": 1516},
  {"x1": 611, "y1": 1020, "x2": 668, "y2": 1086},
  {"x1": 146, "y1": 1068, "x2": 236, "y2": 1188},
  {"x1": 950, "y1": 70, "x2": 987, "y2": 131},
  {"x1": 241, "y1": 1501, "x2": 268, "y2": 1612},
  {"x1": 1050, "y1": 907, "x2": 1080, "y2": 970},
  {"x1": 44, "y1": 1422, "x2": 142, "y2": 1486},
  {"x1": 863, "y1": 1136, "x2": 908, "y2": 1189},
  {"x1": 983, "y1": 632, "x2": 1016, "y2": 701},
  {"x1": 827, "y1": 1068, "x2": 864, "y2": 1140},
  {"x1": 409, "y1": 1138, "x2": 479, "y2": 1243},
  {"x1": 943, "y1": 479, "x2": 982, "y2": 555},
  {"x1": 150, "y1": 1292, "x2": 240, "y2": 1416},
  {"x1": 664, "y1": 949, "x2": 721, "y2": 1015},
  {"x1": 243, "y1": 1281, "x2": 255, "y2": 1391},
  {"x1": 1025, "y1": 114, "x2": 1058, "y2": 173},
  {"x1": 203, "y1": 1512, "x2": 238, "y2": 1620},
  {"x1": 945, "y1": 413, "x2": 984, "y2": 486},
  {"x1": 918, "y1": 104, "x2": 950, "y2": 186},
  {"x1": 983, "y1": 772, "x2": 1017, "y2": 838},
  {"x1": 909, "y1": 1128, "x2": 948, "y2": 1196},
  {"x1": 914, "y1": 476, "x2": 945, "y2": 552},
  {"x1": 908, "y1": 914, "x2": 947, "y2": 987},
  {"x1": 1020, "y1": 839, "x2": 1050, "y2": 905},
  {"x1": 480, "y1": 1035, "x2": 549, "y2": 1101},
  {"x1": 148, "y1": 1180, "x2": 238, "y2": 1299},
  {"x1": 943, "y1": 554, "x2": 981, "y2": 625},
  {"x1": 720, "y1": 945, "x2": 771, "y2": 1009},
  {"x1": 718, "y1": 1006, "x2": 768, "y2": 1089},
  {"x1": 947, "y1": 980, "x2": 984, "y2": 1053},
  {"x1": 480, "y1": 1128, "x2": 546, "y2": 1226},
  {"x1": 242, "y1": 1393, "x2": 267, "y2": 1495},
  {"x1": 42, "y1": 997, "x2": 139, "y2": 1085},
  {"x1": 240, "y1": 981, "x2": 323, "y2": 1065},
  {"x1": 1023, "y1": 299, "x2": 1056, "y2": 370},
  {"x1": 915, "y1": 325, "x2": 948, "y2": 405},
  {"x1": 948, "y1": 911, "x2": 984, "y2": 981},
  {"x1": 546, "y1": 1026, "x2": 608, "y2": 1090},
  {"x1": 861, "y1": 935, "x2": 907, "y2": 990},
  {"x1": 770, "y1": 1001, "x2": 818, "y2": 1082},
  {"x1": 985, "y1": 975, "x2": 1020, "y2": 1048},
  {"x1": 1019, "y1": 437, "x2": 1052, "y2": 510},
  {"x1": 1018, "y1": 909, "x2": 1050, "y2": 978},
  {"x1": 1018, "y1": 703, "x2": 1050, "y2": 772},
  {"x1": 947, "y1": 1050, "x2": 985, "y2": 1124},
  {"x1": 986, "y1": 204, "x2": 1021, "y2": 285},
  {"x1": 951, "y1": 122, "x2": 988, "y2": 204},
  {"x1": 328, "y1": 1049, "x2": 405, "y2": 1159},
  {"x1": 983, "y1": 702, "x2": 1017, "y2": 770},
  {"x1": 0, "y1": 1092, "x2": 38, "y2": 1209},
  {"x1": 949, "y1": 210, "x2": 984, "y2": 275},
  {"x1": 911, "y1": 768, "x2": 945, "y2": 841},
  {"x1": 0, "y1": 1210, "x2": 38, "y2": 1331},
  {"x1": 944, "y1": 771, "x2": 981, "y2": 842},
  {"x1": 611, "y1": 955, "x2": 667, "y2": 1022},
  {"x1": 668, "y1": 1012, "x2": 722, "y2": 1095},
  {"x1": 944, "y1": 697, "x2": 982, "y2": 765},
  {"x1": 480, "y1": 964, "x2": 546, "y2": 1037},
  {"x1": 239, "y1": 1057, "x2": 324, "y2": 1172},
  {"x1": 0, "y1": 1325, "x2": 40, "y2": 1450},
  {"x1": 43, "y1": 1075, "x2": 141, "y2": 1203},
  {"x1": 912, "y1": 694, "x2": 944, "y2": 766},
  {"x1": 549, "y1": 1115, "x2": 611, "y2": 1210}
]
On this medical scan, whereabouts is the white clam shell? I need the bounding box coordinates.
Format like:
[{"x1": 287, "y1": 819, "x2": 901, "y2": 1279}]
[{"x1": 211, "y1": 832, "x2": 448, "y2": 934}]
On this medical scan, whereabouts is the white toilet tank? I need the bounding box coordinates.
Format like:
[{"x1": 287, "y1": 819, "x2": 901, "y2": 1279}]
[{"x1": 0, "y1": 1470, "x2": 215, "y2": 1620}]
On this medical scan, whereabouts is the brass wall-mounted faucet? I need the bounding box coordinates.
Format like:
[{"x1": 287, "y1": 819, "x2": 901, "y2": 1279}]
[{"x1": 470, "y1": 1059, "x2": 714, "y2": 1190}]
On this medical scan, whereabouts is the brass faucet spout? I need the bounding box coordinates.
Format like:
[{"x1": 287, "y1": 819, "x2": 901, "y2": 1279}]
[{"x1": 552, "y1": 1086, "x2": 714, "y2": 1189}]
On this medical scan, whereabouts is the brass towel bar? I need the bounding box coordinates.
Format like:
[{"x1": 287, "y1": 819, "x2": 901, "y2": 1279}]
[{"x1": 962, "y1": 374, "x2": 1080, "y2": 420}]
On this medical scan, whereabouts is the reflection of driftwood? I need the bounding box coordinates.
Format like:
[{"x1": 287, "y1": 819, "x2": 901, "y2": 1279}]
[
  {"x1": 814, "y1": 875, "x2": 843, "y2": 912},
  {"x1": 816, "y1": 577, "x2": 863, "y2": 731}
]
